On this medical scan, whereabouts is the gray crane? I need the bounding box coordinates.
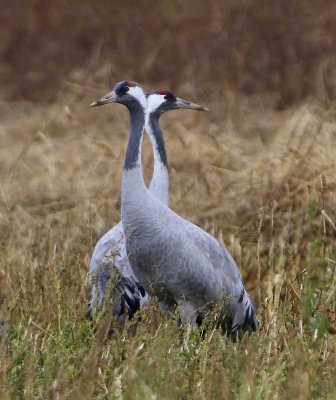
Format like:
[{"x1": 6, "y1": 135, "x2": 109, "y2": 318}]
[
  {"x1": 90, "y1": 80, "x2": 258, "y2": 335},
  {"x1": 87, "y1": 83, "x2": 207, "y2": 320}
]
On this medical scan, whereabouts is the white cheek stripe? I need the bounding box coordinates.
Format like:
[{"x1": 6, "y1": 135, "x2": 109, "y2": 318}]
[
  {"x1": 128, "y1": 86, "x2": 147, "y2": 110},
  {"x1": 146, "y1": 94, "x2": 165, "y2": 114}
]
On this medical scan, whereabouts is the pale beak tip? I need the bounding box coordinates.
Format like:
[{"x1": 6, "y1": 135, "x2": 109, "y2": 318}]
[{"x1": 89, "y1": 101, "x2": 99, "y2": 107}]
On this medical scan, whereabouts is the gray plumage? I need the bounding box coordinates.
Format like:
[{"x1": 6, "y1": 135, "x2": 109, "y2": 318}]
[
  {"x1": 91, "y1": 80, "x2": 258, "y2": 334},
  {"x1": 119, "y1": 85, "x2": 258, "y2": 334},
  {"x1": 86, "y1": 220, "x2": 148, "y2": 319},
  {"x1": 122, "y1": 170, "x2": 258, "y2": 333},
  {"x1": 87, "y1": 86, "x2": 203, "y2": 319}
]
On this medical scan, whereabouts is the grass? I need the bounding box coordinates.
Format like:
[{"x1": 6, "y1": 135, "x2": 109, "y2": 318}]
[{"x1": 0, "y1": 74, "x2": 335, "y2": 399}]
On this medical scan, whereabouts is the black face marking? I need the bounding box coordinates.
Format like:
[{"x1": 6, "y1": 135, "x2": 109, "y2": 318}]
[
  {"x1": 147, "y1": 90, "x2": 177, "y2": 104},
  {"x1": 154, "y1": 89, "x2": 177, "y2": 102},
  {"x1": 146, "y1": 90, "x2": 178, "y2": 115},
  {"x1": 114, "y1": 80, "x2": 138, "y2": 96},
  {"x1": 164, "y1": 92, "x2": 176, "y2": 102}
]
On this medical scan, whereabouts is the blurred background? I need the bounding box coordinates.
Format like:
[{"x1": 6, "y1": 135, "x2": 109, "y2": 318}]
[
  {"x1": 1, "y1": 0, "x2": 336, "y2": 107},
  {"x1": 1, "y1": 4, "x2": 336, "y2": 396},
  {"x1": 1, "y1": 0, "x2": 336, "y2": 286}
]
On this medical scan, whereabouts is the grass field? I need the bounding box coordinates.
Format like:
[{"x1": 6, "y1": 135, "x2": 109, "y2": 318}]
[{"x1": 0, "y1": 70, "x2": 336, "y2": 399}]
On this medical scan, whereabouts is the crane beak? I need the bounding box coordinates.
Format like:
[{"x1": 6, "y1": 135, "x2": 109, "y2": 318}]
[
  {"x1": 89, "y1": 90, "x2": 118, "y2": 107},
  {"x1": 175, "y1": 97, "x2": 209, "y2": 111}
]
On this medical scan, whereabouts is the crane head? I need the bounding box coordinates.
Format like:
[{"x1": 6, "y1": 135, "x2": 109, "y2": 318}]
[
  {"x1": 90, "y1": 80, "x2": 147, "y2": 110},
  {"x1": 146, "y1": 90, "x2": 209, "y2": 115}
]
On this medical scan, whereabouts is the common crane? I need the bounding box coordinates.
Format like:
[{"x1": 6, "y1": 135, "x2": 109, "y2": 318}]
[
  {"x1": 87, "y1": 84, "x2": 207, "y2": 320},
  {"x1": 90, "y1": 80, "x2": 258, "y2": 334}
]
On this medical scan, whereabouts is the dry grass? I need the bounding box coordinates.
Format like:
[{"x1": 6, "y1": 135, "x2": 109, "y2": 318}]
[{"x1": 0, "y1": 68, "x2": 336, "y2": 399}]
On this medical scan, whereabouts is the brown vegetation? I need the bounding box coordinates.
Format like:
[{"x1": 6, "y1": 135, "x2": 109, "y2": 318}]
[
  {"x1": 1, "y1": 0, "x2": 336, "y2": 107},
  {"x1": 0, "y1": 1, "x2": 336, "y2": 399}
]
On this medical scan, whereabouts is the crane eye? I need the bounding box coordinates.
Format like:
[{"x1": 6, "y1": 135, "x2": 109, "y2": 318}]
[
  {"x1": 123, "y1": 87, "x2": 129, "y2": 93},
  {"x1": 164, "y1": 94, "x2": 170, "y2": 100}
]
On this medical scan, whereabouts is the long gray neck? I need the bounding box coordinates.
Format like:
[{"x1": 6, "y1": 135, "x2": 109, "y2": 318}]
[
  {"x1": 146, "y1": 112, "x2": 169, "y2": 205},
  {"x1": 121, "y1": 105, "x2": 147, "y2": 217},
  {"x1": 124, "y1": 107, "x2": 146, "y2": 171}
]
